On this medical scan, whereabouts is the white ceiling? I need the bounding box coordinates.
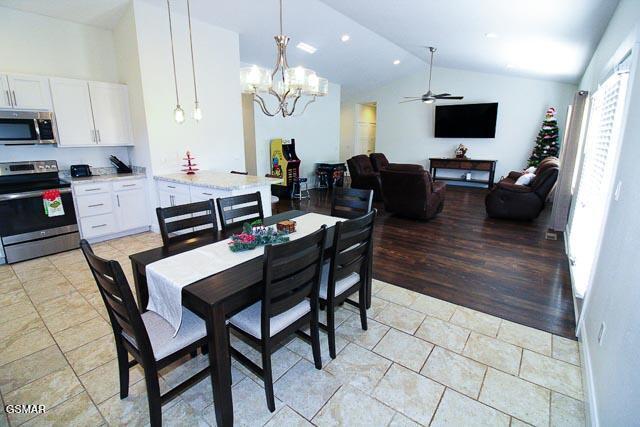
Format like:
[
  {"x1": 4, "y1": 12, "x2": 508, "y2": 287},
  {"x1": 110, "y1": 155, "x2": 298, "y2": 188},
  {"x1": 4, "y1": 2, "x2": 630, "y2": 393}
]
[{"x1": 0, "y1": 0, "x2": 620, "y2": 95}]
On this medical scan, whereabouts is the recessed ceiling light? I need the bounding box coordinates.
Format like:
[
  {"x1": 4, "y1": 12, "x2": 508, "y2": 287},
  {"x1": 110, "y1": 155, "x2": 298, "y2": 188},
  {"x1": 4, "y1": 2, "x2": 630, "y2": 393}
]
[
  {"x1": 341, "y1": 34, "x2": 350, "y2": 42},
  {"x1": 296, "y1": 42, "x2": 317, "y2": 54},
  {"x1": 506, "y1": 63, "x2": 515, "y2": 68},
  {"x1": 393, "y1": 59, "x2": 401, "y2": 65},
  {"x1": 485, "y1": 32, "x2": 498, "y2": 38}
]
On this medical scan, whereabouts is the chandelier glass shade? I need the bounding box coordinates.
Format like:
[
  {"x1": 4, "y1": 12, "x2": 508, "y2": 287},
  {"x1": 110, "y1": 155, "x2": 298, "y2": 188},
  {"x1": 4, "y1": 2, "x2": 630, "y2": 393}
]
[{"x1": 239, "y1": 0, "x2": 328, "y2": 117}]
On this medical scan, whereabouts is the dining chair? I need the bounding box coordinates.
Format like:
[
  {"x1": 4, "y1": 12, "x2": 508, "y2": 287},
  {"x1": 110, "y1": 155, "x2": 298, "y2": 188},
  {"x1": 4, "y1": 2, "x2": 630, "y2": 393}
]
[
  {"x1": 156, "y1": 199, "x2": 218, "y2": 248},
  {"x1": 80, "y1": 240, "x2": 209, "y2": 427},
  {"x1": 216, "y1": 192, "x2": 264, "y2": 230},
  {"x1": 320, "y1": 209, "x2": 376, "y2": 358},
  {"x1": 330, "y1": 187, "x2": 374, "y2": 219},
  {"x1": 228, "y1": 227, "x2": 327, "y2": 412}
]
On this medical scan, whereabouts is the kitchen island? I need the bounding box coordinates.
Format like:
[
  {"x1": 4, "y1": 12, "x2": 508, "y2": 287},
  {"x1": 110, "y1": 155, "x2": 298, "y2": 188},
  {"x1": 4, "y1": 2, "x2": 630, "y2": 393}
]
[{"x1": 154, "y1": 171, "x2": 281, "y2": 228}]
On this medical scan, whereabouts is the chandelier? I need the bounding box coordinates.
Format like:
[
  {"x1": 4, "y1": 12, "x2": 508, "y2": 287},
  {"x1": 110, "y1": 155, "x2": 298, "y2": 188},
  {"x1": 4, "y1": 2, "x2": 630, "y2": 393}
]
[{"x1": 239, "y1": 0, "x2": 328, "y2": 117}]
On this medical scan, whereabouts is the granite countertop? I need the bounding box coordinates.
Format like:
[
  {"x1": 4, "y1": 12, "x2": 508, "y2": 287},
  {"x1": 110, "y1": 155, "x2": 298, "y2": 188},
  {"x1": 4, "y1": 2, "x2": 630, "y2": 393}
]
[
  {"x1": 155, "y1": 171, "x2": 282, "y2": 190},
  {"x1": 69, "y1": 172, "x2": 147, "y2": 184}
]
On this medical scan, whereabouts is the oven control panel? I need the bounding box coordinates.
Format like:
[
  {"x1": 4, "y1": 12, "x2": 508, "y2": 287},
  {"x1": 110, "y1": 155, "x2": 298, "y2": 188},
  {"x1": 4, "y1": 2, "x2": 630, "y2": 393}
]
[{"x1": 0, "y1": 160, "x2": 59, "y2": 176}]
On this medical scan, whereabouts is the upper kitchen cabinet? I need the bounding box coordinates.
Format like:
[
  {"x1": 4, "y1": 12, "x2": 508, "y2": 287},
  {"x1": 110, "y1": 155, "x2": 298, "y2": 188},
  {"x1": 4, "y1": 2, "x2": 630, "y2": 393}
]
[
  {"x1": 88, "y1": 82, "x2": 133, "y2": 146},
  {"x1": 49, "y1": 78, "x2": 96, "y2": 147},
  {"x1": 0, "y1": 73, "x2": 52, "y2": 110},
  {"x1": 49, "y1": 77, "x2": 134, "y2": 147}
]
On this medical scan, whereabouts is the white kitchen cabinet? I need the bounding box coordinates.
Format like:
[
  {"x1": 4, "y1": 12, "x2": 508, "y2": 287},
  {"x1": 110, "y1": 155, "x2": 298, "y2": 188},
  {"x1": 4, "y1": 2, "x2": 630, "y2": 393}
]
[
  {"x1": 0, "y1": 73, "x2": 52, "y2": 110},
  {"x1": 89, "y1": 82, "x2": 133, "y2": 146},
  {"x1": 114, "y1": 186, "x2": 148, "y2": 231},
  {"x1": 49, "y1": 78, "x2": 96, "y2": 146},
  {"x1": 73, "y1": 177, "x2": 149, "y2": 241},
  {"x1": 0, "y1": 76, "x2": 11, "y2": 109}
]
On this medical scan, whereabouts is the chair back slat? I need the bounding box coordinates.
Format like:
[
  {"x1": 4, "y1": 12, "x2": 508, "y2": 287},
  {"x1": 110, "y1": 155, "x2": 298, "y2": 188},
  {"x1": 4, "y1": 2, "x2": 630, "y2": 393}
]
[
  {"x1": 260, "y1": 227, "x2": 327, "y2": 338},
  {"x1": 217, "y1": 192, "x2": 264, "y2": 230},
  {"x1": 156, "y1": 199, "x2": 217, "y2": 247},
  {"x1": 331, "y1": 188, "x2": 373, "y2": 219},
  {"x1": 325, "y1": 210, "x2": 376, "y2": 300},
  {"x1": 80, "y1": 240, "x2": 153, "y2": 359}
]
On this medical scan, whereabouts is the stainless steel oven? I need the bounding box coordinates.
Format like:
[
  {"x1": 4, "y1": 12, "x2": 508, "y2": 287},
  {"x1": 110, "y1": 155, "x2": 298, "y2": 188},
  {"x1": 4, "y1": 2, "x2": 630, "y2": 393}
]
[
  {"x1": 0, "y1": 161, "x2": 79, "y2": 263},
  {"x1": 0, "y1": 110, "x2": 56, "y2": 145}
]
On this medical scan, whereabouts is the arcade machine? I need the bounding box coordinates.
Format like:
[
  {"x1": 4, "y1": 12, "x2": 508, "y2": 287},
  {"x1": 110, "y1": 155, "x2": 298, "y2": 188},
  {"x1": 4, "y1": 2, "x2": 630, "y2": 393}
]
[{"x1": 270, "y1": 138, "x2": 301, "y2": 198}]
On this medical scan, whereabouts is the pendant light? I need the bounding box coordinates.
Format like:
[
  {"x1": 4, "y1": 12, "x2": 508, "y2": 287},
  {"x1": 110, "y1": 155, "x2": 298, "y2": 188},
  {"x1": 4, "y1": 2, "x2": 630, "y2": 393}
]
[
  {"x1": 186, "y1": 0, "x2": 202, "y2": 121},
  {"x1": 167, "y1": 0, "x2": 184, "y2": 123}
]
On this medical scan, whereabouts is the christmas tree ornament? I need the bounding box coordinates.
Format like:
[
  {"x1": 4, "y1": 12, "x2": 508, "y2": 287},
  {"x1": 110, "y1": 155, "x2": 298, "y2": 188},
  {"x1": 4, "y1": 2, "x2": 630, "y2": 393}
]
[{"x1": 527, "y1": 107, "x2": 559, "y2": 167}]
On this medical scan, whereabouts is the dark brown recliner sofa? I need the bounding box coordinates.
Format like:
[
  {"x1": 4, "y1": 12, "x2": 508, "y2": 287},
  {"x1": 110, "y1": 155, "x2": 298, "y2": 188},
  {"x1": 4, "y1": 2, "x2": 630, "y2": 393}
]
[
  {"x1": 369, "y1": 153, "x2": 390, "y2": 172},
  {"x1": 380, "y1": 164, "x2": 446, "y2": 220},
  {"x1": 485, "y1": 157, "x2": 559, "y2": 220},
  {"x1": 347, "y1": 155, "x2": 383, "y2": 200}
]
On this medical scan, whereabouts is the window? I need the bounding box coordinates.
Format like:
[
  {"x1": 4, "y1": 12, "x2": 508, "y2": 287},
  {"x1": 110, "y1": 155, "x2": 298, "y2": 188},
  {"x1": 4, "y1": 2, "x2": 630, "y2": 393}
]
[{"x1": 568, "y1": 66, "x2": 629, "y2": 298}]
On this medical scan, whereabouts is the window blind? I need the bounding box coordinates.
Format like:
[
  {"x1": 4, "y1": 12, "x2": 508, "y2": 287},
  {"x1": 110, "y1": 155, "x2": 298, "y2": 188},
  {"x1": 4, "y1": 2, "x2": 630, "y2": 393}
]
[{"x1": 568, "y1": 70, "x2": 629, "y2": 298}]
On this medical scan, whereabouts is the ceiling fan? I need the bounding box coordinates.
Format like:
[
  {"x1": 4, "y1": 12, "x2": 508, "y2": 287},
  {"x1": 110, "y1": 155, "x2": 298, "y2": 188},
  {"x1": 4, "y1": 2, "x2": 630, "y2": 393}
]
[{"x1": 401, "y1": 47, "x2": 463, "y2": 104}]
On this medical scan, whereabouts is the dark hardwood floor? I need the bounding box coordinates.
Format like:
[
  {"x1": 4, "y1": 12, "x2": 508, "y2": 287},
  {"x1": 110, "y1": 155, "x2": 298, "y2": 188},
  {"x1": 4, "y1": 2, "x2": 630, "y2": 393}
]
[{"x1": 275, "y1": 186, "x2": 576, "y2": 339}]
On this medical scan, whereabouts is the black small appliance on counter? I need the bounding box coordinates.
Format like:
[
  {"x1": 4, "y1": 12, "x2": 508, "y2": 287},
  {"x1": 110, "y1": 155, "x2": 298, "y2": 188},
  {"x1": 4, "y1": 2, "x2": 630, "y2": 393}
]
[
  {"x1": 70, "y1": 164, "x2": 92, "y2": 178},
  {"x1": 110, "y1": 155, "x2": 133, "y2": 174}
]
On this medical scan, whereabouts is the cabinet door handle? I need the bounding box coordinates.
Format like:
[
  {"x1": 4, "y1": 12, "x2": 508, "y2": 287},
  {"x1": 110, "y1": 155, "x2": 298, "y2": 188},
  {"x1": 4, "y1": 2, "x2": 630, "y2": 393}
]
[
  {"x1": 202, "y1": 192, "x2": 213, "y2": 196},
  {"x1": 84, "y1": 188, "x2": 101, "y2": 192},
  {"x1": 90, "y1": 130, "x2": 95, "y2": 143},
  {"x1": 116, "y1": 194, "x2": 120, "y2": 207},
  {"x1": 11, "y1": 90, "x2": 17, "y2": 106},
  {"x1": 122, "y1": 184, "x2": 136, "y2": 187},
  {"x1": 167, "y1": 185, "x2": 176, "y2": 189},
  {"x1": 96, "y1": 129, "x2": 101, "y2": 142},
  {"x1": 91, "y1": 224, "x2": 107, "y2": 228},
  {"x1": 169, "y1": 195, "x2": 174, "y2": 206},
  {"x1": 5, "y1": 90, "x2": 11, "y2": 107},
  {"x1": 88, "y1": 203, "x2": 104, "y2": 207}
]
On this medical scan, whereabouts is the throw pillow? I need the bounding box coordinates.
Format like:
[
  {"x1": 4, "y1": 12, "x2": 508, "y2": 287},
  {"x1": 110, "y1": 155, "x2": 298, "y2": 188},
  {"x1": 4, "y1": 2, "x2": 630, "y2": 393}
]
[
  {"x1": 515, "y1": 173, "x2": 536, "y2": 186},
  {"x1": 525, "y1": 166, "x2": 537, "y2": 174}
]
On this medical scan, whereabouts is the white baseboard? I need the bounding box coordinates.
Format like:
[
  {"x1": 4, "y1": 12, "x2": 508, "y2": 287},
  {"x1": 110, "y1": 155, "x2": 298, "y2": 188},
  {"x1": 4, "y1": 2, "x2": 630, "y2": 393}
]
[
  {"x1": 578, "y1": 327, "x2": 599, "y2": 427},
  {"x1": 86, "y1": 226, "x2": 151, "y2": 244}
]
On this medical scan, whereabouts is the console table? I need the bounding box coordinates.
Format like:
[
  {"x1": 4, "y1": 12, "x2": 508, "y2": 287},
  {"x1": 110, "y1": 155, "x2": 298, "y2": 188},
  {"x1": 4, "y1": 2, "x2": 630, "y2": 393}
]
[{"x1": 429, "y1": 158, "x2": 497, "y2": 189}]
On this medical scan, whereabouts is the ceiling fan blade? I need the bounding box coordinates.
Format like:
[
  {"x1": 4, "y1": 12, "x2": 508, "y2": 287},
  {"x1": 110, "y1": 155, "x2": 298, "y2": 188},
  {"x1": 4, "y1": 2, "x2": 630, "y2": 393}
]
[
  {"x1": 399, "y1": 99, "x2": 421, "y2": 103},
  {"x1": 434, "y1": 93, "x2": 450, "y2": 97},
  {"x1": 436, "y1": 95, "x2": 464, "y2": 100},
  {"x1": 402, "y1": 96, "x2": 422, "y2": 99}
]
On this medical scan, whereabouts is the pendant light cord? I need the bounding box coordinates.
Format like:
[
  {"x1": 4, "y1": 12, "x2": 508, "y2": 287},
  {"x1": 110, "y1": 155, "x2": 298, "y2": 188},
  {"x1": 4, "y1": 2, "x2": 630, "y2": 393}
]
[
  {"x1": 428, "y1": 48, "x2": 434, "y2": 92},
  {"x1": 186, "y1": 0, "x2": 199, "y2": 104},
  {"x1": 279, "y1": 0, "x2": 283, "y2": 35},
  {"x1": 167, "y1": 0, "x2": 180, "y2": 105}
]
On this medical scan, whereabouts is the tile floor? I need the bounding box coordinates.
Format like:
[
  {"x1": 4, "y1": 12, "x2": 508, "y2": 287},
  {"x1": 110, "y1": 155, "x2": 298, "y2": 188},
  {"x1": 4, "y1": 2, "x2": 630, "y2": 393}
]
[{"x1": 0, "y1": 232, "x2": 586, "y2": 426}]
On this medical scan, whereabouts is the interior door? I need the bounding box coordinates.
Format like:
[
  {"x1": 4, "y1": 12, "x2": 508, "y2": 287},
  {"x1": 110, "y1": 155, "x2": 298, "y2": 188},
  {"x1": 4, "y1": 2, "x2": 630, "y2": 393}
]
[
  {"x1": 49, "y1": 78, "x2": 96, "y2": 146},
  {"x1": 356, "y1": 122, "x2": 376, "y2": 155},
  {"x1": 7, "y1": 74, "x2": 51, "y2": 110},
  {"x1": 0, "y1": 75, "x2": 11, "y2": 109},
  {"x1": 89, "y1": 82, "x2": 133, "y2": 146}
]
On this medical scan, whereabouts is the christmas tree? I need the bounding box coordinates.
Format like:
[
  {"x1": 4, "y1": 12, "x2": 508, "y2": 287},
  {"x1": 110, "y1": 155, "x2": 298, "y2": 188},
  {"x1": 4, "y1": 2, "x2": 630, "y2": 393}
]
[{"x1": 527, "y1": 107, "x2": 559, "y2": 167}]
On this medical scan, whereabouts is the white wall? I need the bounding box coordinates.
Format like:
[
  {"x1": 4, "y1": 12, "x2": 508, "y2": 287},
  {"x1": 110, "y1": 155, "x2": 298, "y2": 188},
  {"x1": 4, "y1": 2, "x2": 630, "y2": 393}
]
[
  {"x1": 574, "y1": 1, "x2": 640, "y2": 425},
  {"x1": 251, "y1": 82, "x2": 341, "y2": 184},
  {"x1": 0, "y1": 6, "x2": 129, "y2": 168},
  {"x1": 341, "y1": 66, "x2": 576, "y2": 181},
  {"x1": 131, "y1": 0, "x2": 245, "y2": 176}
]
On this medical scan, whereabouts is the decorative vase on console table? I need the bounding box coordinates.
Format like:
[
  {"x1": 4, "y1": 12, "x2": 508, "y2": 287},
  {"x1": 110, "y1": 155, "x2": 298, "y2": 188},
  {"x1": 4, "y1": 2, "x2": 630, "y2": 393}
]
[{"x1": 455, "y1": 144, "x2": 468, "y2": 159}]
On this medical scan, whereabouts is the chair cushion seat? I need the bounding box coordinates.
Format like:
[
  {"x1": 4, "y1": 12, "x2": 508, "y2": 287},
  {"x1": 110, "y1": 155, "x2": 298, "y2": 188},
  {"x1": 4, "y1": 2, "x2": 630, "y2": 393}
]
[
  {"x1": 320, "y1": 264, "x2": 360, "y2": 299},
  {"x1": 123, "y1": 307, "x2": 206, "y2": 361},
  {"x1": 229, "y1": 300, "x2": 310, "y2": 339}
]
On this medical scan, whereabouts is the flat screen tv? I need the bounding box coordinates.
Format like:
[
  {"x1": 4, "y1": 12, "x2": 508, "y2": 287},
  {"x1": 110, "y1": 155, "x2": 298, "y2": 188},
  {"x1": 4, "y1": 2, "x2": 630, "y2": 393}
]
[{"x1": 434, "y1": 102, "x2": 498, "y2": 138}]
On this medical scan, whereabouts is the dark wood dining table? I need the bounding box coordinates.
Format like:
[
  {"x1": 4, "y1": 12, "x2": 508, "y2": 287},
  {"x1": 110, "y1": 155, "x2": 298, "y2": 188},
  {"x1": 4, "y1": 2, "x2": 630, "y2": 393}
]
[{"x1": 129, "y1": 210, "x2": 371, "y2": 426}]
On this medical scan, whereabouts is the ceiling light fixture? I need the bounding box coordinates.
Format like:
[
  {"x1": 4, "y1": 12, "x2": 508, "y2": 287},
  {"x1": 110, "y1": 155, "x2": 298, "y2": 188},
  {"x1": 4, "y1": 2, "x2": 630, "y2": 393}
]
[
  {"x1": 393, "y1": 59, "x2": 400, "y2": 65},
  {"x1": 166, "y1": 0, "x2": 184, "y2": 123},
  {"x1": 485, "y1": 32, "x2": 498, "y2": 38},
  {"x1": 506, "y1": 63, "x2": 515, "y2": 68},
  {"x1": 296, "y1": 42, "x2": 317, "y2": 54},
  {"x1": 341, "y1": 34, "x2": 350, "y2": 42},
  {"x1": 239, "y1": 0, "x2": 328, "y2": 117},
  {"x1": 186, "y1": 0, "x2": 202, "y2": 121}
]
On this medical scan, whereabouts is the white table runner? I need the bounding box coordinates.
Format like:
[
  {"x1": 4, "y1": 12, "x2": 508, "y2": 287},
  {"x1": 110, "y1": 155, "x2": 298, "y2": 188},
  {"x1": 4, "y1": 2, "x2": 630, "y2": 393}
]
[{"x1": 146, "y1": 213, "x2": 343, "y2": 334}]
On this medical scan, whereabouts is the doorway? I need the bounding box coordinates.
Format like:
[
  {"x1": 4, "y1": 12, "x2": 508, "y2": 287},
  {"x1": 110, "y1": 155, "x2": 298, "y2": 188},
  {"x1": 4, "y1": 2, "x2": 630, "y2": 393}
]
[{"x1": 355, "y1": 103, "x2": 377, "y2": 156}]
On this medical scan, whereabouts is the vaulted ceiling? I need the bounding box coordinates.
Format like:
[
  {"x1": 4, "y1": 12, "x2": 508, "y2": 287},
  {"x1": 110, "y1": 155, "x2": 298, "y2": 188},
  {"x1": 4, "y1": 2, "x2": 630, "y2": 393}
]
[{"x1": 0, "y1": 0, "x2": 619, "y2": 95}]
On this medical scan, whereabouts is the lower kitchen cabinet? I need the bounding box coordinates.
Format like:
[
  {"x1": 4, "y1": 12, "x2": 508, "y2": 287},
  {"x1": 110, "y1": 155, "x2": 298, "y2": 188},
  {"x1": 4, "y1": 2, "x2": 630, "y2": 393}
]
[{"x1": 73, "y1": 177, "x2": 149, "y2": 240}]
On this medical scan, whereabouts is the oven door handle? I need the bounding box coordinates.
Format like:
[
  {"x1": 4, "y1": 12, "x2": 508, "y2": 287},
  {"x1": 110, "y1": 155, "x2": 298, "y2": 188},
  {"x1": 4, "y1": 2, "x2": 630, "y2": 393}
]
[{"x1": 0, "y1": 188, "x2": 72, "y2": 201}]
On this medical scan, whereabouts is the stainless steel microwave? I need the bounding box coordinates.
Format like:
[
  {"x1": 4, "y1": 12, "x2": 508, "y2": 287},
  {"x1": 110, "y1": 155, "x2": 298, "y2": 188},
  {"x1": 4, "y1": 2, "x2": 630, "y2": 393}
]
[{"x1": 0, "y1": 110, "x2": 56, "y2": 145}]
